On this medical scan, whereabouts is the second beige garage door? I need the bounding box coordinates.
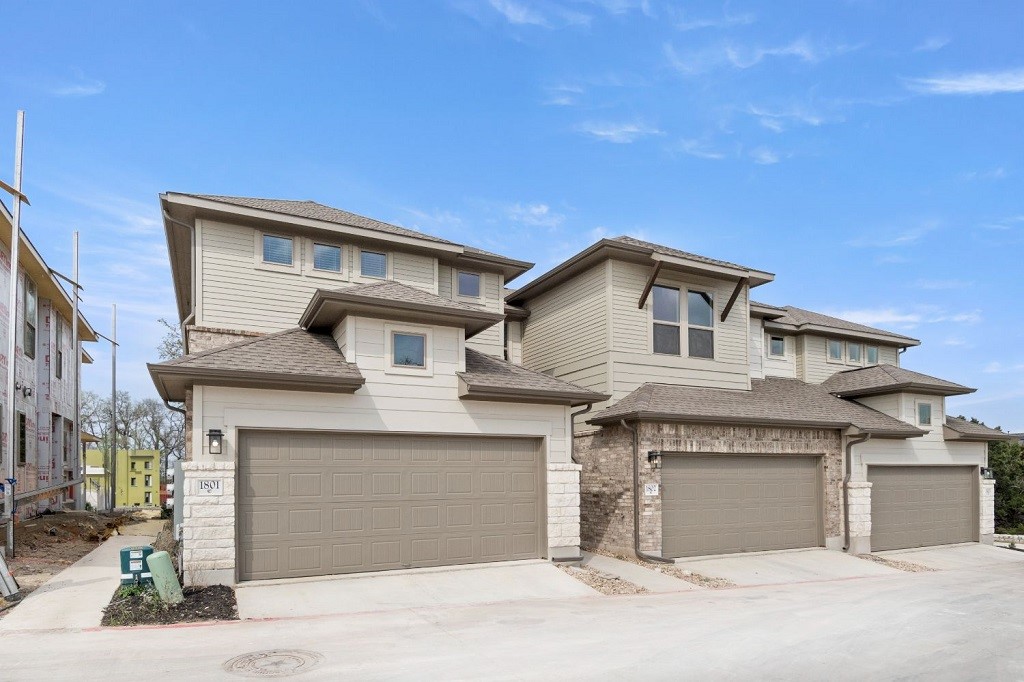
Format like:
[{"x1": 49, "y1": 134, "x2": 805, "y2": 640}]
[
  {"x1": 868, "y1": 466, "x2": 977, "y2": 551},
  {"x1": 238, "y1": 431, "x2": 545, "y2": 581},
  {"x1": 661, "y1": 455, "x2": 823, "y2": 558}
]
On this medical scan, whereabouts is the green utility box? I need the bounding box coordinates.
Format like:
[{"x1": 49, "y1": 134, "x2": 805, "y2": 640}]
[{"x1": 119, "y1": 546, "x2": 155, "y2": 586}]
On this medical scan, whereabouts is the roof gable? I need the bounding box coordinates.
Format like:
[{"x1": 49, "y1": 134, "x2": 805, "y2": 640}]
[{"x1": 822, "y1": 364, "x2": 974, "y2": 398}]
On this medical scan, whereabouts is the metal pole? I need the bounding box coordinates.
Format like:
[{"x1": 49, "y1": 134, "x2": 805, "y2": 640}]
[
  {"x1": 108, "y1": 304, "x2": 116, "y2": 510},
  {"x1": 72, "y1": 232, "x2": 82, "y2": 510},
  {"x1": 4, "y1": 111, "x2": 25, "y2": 558}
]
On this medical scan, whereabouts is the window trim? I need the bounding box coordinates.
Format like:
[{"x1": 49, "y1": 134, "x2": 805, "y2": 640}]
[
  {"x1": 307, "y1": 240, "x2": 346, "y2": 279},
  {"x1": 826, "y1": 338, "x2": 844, "y2": 364},
  {"x1": 686, "y1": 289, "x2": 715, "y2": 360},
  {"x1": 866, "y1": 345, "x2": 879, "y2": 365},
  {"x1": 383, "y1": 323, "x2": 433, "y2": 376},
  {"x1": 23, "y1": 277, "x2": 36, "y2": 360},
  {"x1": 358, "y1": 248, "x2": 390, "y2": 281},
  {"x1": 255, "y1": 232, "x2": 300, "y2": 273},
  {"x1": 767, "y1": 334, "x2": 786, "y2": 358},
  {"x1": 455, "y1": 270, "x2": 483, "y2": 301},
  {"x1": 916, "y1": 401, "x2": 933, "y2": 427},
  {"x1": 650, "y1": 285, "x2": 681, "y2": 356}
]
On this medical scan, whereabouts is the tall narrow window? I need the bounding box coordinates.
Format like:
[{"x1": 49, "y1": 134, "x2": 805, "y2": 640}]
[
  {"x1": 827, "y1": 339, "x2": 843, "y2": 361},
  {"x1": 360, "y1": 250, "x2": 387, "y2": 279},
  {"x1": 917, "y1": 402, "x2": 932, "y2": 426},
  {"x1": 55, "y1": 316, "x2": 64, "y2": 379},
  {"x1": 848, "y1": 343, "x2": 862, "y2": 363},
  {"x1": 651, "y1": 285, "x2": 680, "y2": 355},
  {"x1": 262, "y1": 234, "x2": 294, "y2": 265},
  {"x1": 866, "y1": 346, "x2": 878, "y2": 364},
  {"x1": 24, "y1": 278, "x2": 36, "y2": 360},
  {"x1": 687, "y1": 291, "x2": 714, "y2": 359},
  {"x1": 313, "y1": 243, "x2": 342, "y2": 272},
  {"x1": 131, "y1": 477, "x2": 137, "y2": 487},
  {"x1": 144, "y1": 475, "x2": 152, "y2": 487}
]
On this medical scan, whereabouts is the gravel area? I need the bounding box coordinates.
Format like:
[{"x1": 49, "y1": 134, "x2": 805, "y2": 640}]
[
  {"x1": 592, "y1": 550, "x2": 735, "y2": 589},
  {"x1": 557, "y1": 565, "x2": 648, "y2": 596},
  {"x1": 857, "y1": 554, "x2": 935, "y2": 573}
]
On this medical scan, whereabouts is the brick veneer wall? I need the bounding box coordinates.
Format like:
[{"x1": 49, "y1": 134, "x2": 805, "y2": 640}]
[{"x1": 575, "y1": 422, "x2": 844, "y2": 557}]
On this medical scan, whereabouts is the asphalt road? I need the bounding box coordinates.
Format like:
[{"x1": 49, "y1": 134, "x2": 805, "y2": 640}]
[{"x1": 3, "y1": 553, "x2": 1023, "y2": 680}]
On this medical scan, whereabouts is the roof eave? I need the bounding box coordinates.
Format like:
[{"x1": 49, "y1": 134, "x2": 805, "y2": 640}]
[
  {"x1": 836, "y1": 383, "x2": 976, "y2": 399},
  {"x1": 943, "y1": 425, "x2": 1016, "y2": 442},
  {"x1": 458, "y1": 380, "x2": 609, "y2": 407},
  {"x1": 148, "y1": 363, "x2": 365, "y2": 402},
  {"x1": 586, "y1": 411, "x2": 924, "y2": 437}
]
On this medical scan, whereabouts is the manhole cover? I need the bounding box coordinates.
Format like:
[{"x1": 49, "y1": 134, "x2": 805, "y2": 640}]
[{"x1": 224, "y1": 650, "x2": 324, "y2": 678}]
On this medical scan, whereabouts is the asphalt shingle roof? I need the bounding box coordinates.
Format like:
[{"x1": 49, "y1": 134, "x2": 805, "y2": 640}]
[
  {"x1": 459, "y1": 348, "x2": 607, "y2": 404},
  {"x1": 611, "y1": 236, "x2": 756, "y2": 272},
  {"x1": 588, "y1": 377, "x2": 924, "y2": 436},
  {"x1": 325, "y1": 280, "x2": 493, "y2": 314},
  {"x1": 945, "y1": 416, "x2": 1014, "y2": 440},
  {"x1": 159, "y1": 328, "x2": 363, "y2": 381},
  {"x1": 751, "y1": 302, "x2": 919, "y2": 344},
  {"x1": 822, "y1": 364, "x2": 974, "y2": 397}
]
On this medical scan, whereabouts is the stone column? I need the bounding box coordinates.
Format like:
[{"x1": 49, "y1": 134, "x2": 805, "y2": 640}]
[
  {"x1": 180, "y1": 461, "x2": 235, "y2": 586},
  {"x1": 847, "y1": 481, "x2": 872, "y2": 554},
  {"x1": 547, "y1": 463, "x2": 582, "y2": 559},
  {"x1": 980, "y1": 478, "x2": 996, "y2": 545}
]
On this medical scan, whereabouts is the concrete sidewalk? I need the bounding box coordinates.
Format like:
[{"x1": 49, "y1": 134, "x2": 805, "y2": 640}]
[
  {"x1": 581, "y1": 552, "x2": 700, "y2": 592},
  {"x1": 235, "y1": 559, "x2": 597, "y2": 619},
  {"x1": 0, "y1": 535, "x2": 156, "y2": 632},
  {"x1": 878, "y1": 543, "x2": 1024, "y2": 570}
]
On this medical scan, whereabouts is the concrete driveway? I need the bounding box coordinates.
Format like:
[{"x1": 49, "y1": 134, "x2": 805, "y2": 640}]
[
  {"x1": 235, "y1": 560, "x2": 597, "y2": 619},
  {"x1": 673, "y1": 547, "x2": 900, "y2": 586},
  {"x1": 4, "y1": 547, "x2": 1024, "y2": 679},
  {"x1": 877, "y1": 543, "x2": 1024, "y2": 571}
]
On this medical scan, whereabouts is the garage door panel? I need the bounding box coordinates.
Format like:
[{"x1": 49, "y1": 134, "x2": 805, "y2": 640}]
[
  {"x1": 662, "y1": 455, "x2": 822, "y2": 558},
  {"x1": 868, "y1": 466, "x2": 976, "y2": 552},
  {"x1": 238, "y1": 432, "x2": 545, "y2": 581}
]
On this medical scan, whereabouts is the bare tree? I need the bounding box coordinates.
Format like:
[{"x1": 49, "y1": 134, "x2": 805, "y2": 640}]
[{"x1": 157, "y1": 318, "x2": 184, "y2": 361}]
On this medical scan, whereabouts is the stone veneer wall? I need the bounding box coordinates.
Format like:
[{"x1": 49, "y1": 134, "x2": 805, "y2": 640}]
[
  {"x1": 846, "y1": 481, "x2": 872, "y2": 554},
  {"x1": 981, "y1": 478, "x2": 995, "y2": 543},
  {"x1": 547, "y1": 463, "x2": 582, "y2": 558},
  {"x1": 575, "y1": 422, "x2": 844, "y2": 557},
  {"x1": 180, "y1": 461, "x2": 236, "y2": 586}
]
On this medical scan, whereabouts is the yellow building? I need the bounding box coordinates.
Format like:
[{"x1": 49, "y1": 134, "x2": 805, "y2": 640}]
[{"x1": 84, "y1": 449, "x2": 160, "y2": 509}]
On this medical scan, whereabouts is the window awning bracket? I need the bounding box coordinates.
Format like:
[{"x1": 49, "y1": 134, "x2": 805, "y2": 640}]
[
  {"x1": 637, "y1": 261, "x2": 664, "y2": 309},
  {"x1": 720, "y1": 277, "x2": 749, "y2": 322}
]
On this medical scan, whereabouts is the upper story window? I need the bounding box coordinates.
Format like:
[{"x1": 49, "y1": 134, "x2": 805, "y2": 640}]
[
  {"x1": 24, "y1": 277, "x2": 37, "y2": 360},
  {"x1": 827, "y1": 339, "x2": 843, "y2": 362},
  {"x1": 144, "y1": 475, "x2": 152, "y2": 487},
  {"x1": 457, "y1": 271, "x2": 481, "y2": 298},
  {"x1": 131, "y1": 476, "x2": 137, "y2": 487},
  {"x1": 652, "y1": 285, "x2": 681, "y2": 355},
  {"x1": 848, "y1": 342, "x2": 862, "y2": 363},
  {"x1": 262, "y1": 234, "x2": 294, "y2": 266},
  {"x1": 144, "y1": 460, "x2": 152, "y2": 470},
  {"x1": 392, "y1": 332, "x2": 426, "y2": 367},
  {"x1": 55, "y1": 315, "x2": 64, "y2": 379},
  {"x1": 917, "y1": 402, "x2": 932, "y2": 426},
  {"x1": 687, "y1": 291, "x2": 714, "y2": 359},
  {"x1": 866, "y1": 346, "x2": 878, "y2": 364},
  {"x1": 768, "y1": 335, "x2": 785, "y2": 357},
  {"x1": 360, "y1": 250, "x2": 387, "y2": 279},
  {"x1": 312, "y1": 243, "x2": 342, "y2": 272}
]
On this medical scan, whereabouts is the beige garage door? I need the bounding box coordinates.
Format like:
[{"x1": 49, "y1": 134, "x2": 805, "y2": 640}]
[
  {"x1": 662, "y1": 455, "x2": 823, "y2": 558},
  {"x1": 238, "y1": 431, "x2": 545, "y2": 581},
  {"x1": 868, "y1": 466, "x2": 977, "y2": 552}
]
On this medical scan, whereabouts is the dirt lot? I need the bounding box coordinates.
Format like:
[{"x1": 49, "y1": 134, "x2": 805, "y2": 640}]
[{"x1": 0, "y1": 510, "x2": 162, "y2": 619}]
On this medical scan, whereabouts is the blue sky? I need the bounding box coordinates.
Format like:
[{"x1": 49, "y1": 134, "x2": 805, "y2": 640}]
[{"x1": 1, "y1": 1, "x2": 1022, "y2": 430}]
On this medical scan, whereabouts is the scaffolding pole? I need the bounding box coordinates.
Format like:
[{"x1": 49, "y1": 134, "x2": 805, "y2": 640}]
[{"x1": 4, "y1": 111, "x2": 25, "y2": 558}]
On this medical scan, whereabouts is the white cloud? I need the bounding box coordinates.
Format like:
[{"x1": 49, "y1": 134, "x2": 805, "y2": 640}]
[
  {"x1": 678, "y1": 138, "x2": 726, "y2": 160},
  {"x1": 908, "y1": 68, "x2": 1024, "y2": 95},
  {"x1": 543, "y1": 83, "x2": 584, "y2": 106},
  {"x1": 913, "y1": 278, "x2": 971, "y2": 290},
  {"x1": 978, "y1": 215, "x2": 1024, "y2": 230},
  {"x1": 746, "y1": 104, "x2": 831, "y2": 132},
  {"x1": 959, "y1": 167, "x2": 1007, "y2": 182},
  {"x1": 668, "y1": 7, "x2": 755, "y2": 31},
  {"x1": 399, "y1": 207, "x2": 464, "y2": 235},
  {"x1": 846, "y1": 222, "x2": 938, "y2": 248},
  {"x1": 487, "y1": 0, "x2": 550, "y2": 26},
  {"x1": 913, "y1": 36, "x2": 949, "y2": 52},
  {"x1": 750, "y1": 146, "x2": 780, "y2": 165},
  {"x1": 984, "y1": 361, "x2": 1024, "y2": 374},
  {"x1": 50, "y1": 78, "x2": 106, "y2": 97},
  {"x1": 874, "y1": 254, "x2": 908, "y2": 265},
  {"x1": 506, "y1": 202, "x2": 566, "y2": 228},
  {"x1": 666, "y1": 38, "x2": 859, "y2": 76},
  {"x1": 580, "y1": 0, "x2": 653, "y2": 17},
  {"x1": 942, "y1": 337, "x2": 969, "y2": 347},
  {"x1": 828, "y1": 308, "x2": 922, "y2": 328},
  {"x1": 575, "y1": 120, "x2": 663, "y2": 143}
]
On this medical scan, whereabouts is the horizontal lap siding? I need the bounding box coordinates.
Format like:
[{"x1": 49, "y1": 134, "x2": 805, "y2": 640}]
[{"x1": 800, "y1": 335, "x2": 903, "y2": 384}]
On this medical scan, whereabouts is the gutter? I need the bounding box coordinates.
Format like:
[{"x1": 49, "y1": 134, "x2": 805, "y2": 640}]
[
  {"x1": 843, "y1": 432, "x2": 872, "y2": 552},
  {"x1": 163, "y1": 209, "x2": 196, "y2": 355},
  {"x1": 620, "y1": 420, "x2": 674, "y2": 564},
  {"x1": 568, "y1": 403, "x2": 594, "y2": 464}
]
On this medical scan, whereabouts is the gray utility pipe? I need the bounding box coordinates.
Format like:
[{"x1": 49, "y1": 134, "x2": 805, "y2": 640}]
[
  {"x1": 843, "y1": 432, "x2": 872, "y2": 551},
  {"x1": 620, "y1": 420, "x2": 674, "y2": 564},
  {"x1": 568, "y1": 403, "x2": 594, "y2": 464}
]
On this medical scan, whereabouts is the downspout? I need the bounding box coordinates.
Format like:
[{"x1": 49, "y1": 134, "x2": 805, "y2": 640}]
[
  {"x1": 569, "y1": 403, "x2": 594, "y2": 464},
  {"x1": 162, "y1": 398, "x2": 185, "y2": 416},
  {"x1": 843, "y1": 432, "x2": 872, "y2": 552},
  {"x1": 620, "y1": 420, "x2": 674, "y2": 564},
  {"x1": 163, "y1": 210, "x2": 196, "y2": 355}
]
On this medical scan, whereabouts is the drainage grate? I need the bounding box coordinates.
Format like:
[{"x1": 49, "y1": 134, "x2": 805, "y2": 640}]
[{"x1": 224, "y1": 650, "x2": 324, "y2": 678}]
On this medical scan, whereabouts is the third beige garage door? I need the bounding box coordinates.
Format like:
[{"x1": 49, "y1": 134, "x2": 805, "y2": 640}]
[
  {"x1": 868, "y1": 466, "x2": 977, "y2": 551},
  {"x1": 238, "y1": 431, "x2": 544, "y2": 581},
  {"x1": 661, "y1": 455, "x2": 823, "y2": 558}
]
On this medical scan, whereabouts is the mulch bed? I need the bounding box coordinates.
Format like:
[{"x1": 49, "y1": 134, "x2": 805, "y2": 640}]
[{"x1": 101, "y1": 584, "x2": 239, "y2": 626}]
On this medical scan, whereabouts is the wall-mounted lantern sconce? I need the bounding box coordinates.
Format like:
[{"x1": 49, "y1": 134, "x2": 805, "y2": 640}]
[
  {"x1": 208, "y1": 429, "x2": 224, "y2": 455},
  {"x1": 981, "y1": 467, "x2": 994, "y2": 480},
  {"x1": 647, "y1": 450, "x2": 662, "y2": 469}
]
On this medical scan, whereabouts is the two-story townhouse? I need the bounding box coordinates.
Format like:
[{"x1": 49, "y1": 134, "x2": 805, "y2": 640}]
[
  {"x1": 149, "y1": 194, "x2": 606, "y2": 585},
  {"x1": 507, "y1": 236, "x2": 1012, "y2": 561},
  {"x1": 0, "y1": 200, "x2": 97, "y2": 523}
]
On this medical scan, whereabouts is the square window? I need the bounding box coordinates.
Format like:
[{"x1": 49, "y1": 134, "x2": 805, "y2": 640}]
[
  {"x1": 313, "y1": 243, "x2": 342, "y2": 272},
  {"x1": 918, "y1": 403, "x2": 932, "y2": 426},
  {"x1": 652, "y1": 286, "x2": 680, "y2": 322},
  {"x1": 458, "y1": 271, "x2": 481, "y2": 298},
  {"x1": 653, "y1": 323, "x2": 680, "y2": 355},
  {"x1": 687, "y1": 291, "x2": 713, "y2": 328},
  {"x1": 769, "y1": 336, "x2": 785, "y2": 357},
  {"x1": 392, "y1": 332, "x2": 425, "y2": 367},
  {"x1": 688, "y1": 328, "x2": 714, "y2": 359},
  {"x1": 361, "y1": 250, "x2": 387, "y2": 279},
  {"x1": 262, "y1": 235, "x2": 293, "y2": 265},
  {"x1": 827, "y1": 339, "x2": 843, "y2": 361},
  {"x1": 144, "y1": 460, "x2": 152, "y2": 470},
  {"x1": 866, "y1": 346, "x2": 878, "y2": 364},
  {"x1": 848, "y1": 343, "x2": 862, "y2": 363}
]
